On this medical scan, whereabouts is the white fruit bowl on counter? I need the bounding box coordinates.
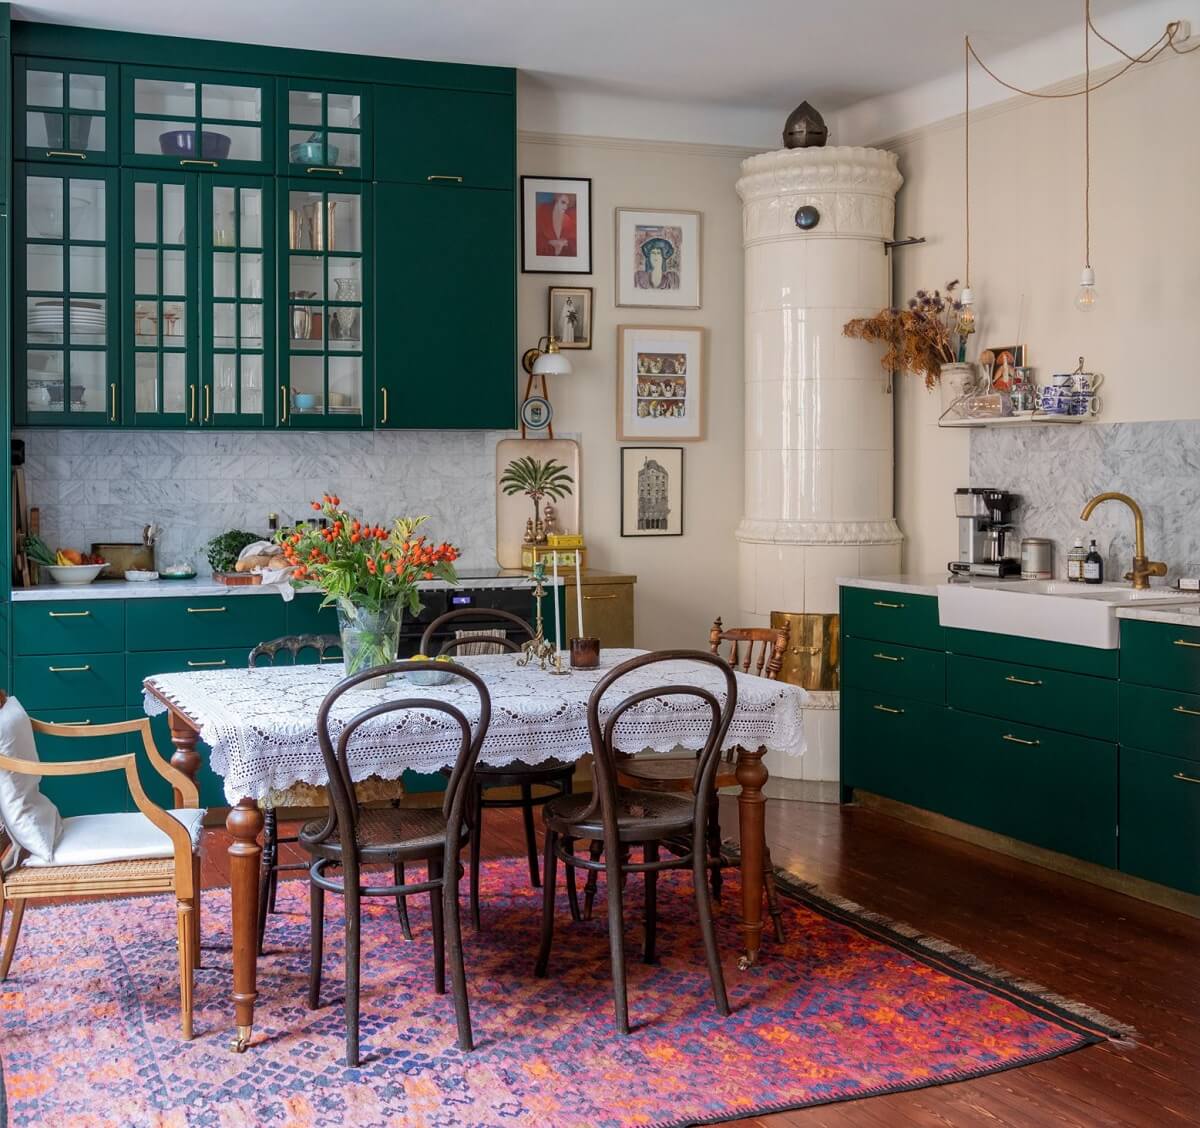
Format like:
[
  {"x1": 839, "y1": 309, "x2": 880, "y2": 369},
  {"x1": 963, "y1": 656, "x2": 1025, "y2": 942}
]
[
  {"x1": 937, "y1": 579, "x2": 1200, "y2": 649},
  {"x1": 44, "y1": 563, "x2": 108, "y2": 585}
]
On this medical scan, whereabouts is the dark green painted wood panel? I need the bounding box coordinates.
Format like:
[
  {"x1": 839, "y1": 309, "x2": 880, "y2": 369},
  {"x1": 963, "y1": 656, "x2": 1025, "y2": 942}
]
[
  {"x1": 374, "y1": 85, "x2": 514, "y2": 189},
  {"x1": 840, "y1": 586, "x2": 944, "y2": 651},
  {"x1": 285, "y1": 593, "x2": 341, "y2": 645},
  {"x1": 1119, "y1": 618, "x2": 1200, "y2": 693},
  {"x1": 126, "y1": 647, "x2": 250, "y2": 706},
  {"x1": 15, "y1": 57, "x2": 117, "y2": 164},
  {"x1": 14, "y1": 650, "x2": 125, "y2": 710},
  {"x1": 1119, "y1": 682, "x2": 1200, "y2": 764},
  {"x1": 132, "y1": 707, "x2": 227, "y2": 811},
  {"x1": 944, "y1": 709, "x2": 1117, "y2": 868},
  {"x1": 375, "y1": 183, "x2": 515, "y2": 429},
  {"x1": 946, "y1": 627, "x2": 1119, "y2": 679},
  {"x1": 0, "y1": 14, "x2": 10, "y2": 204},
  {"x1": 13, "y1": 598, "x2": 124, "y2": 654},
  {"x1": 1118, "y1": 745, "x2": 1200, "y2": 894},
  {"x1": 126, "y1": 595, "x2": 286, "y2": 651},
  {"x1": 841, "y1": 635, "x2": 946, "y2": 705},
  {"x1": 28, "y1": 706, "x2": 133, "y2": 815},
  {"x1": 949, "y1": 653, "x2": 1118, "y2": 743},
  {"x1": 277, "y1": 78, "x2": 370, "y2": 180}
]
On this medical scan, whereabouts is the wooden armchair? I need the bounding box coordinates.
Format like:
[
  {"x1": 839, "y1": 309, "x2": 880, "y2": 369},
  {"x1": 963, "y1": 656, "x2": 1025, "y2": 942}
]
[{"x1": 0, "y1": 706, "x2": 203, "y2": 1039}]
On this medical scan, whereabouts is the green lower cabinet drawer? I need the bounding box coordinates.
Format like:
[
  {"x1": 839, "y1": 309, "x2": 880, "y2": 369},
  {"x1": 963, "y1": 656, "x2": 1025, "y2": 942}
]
[
  {"x1": 841, "y1": 689, "x2": 951, "y2": 812},
  {"x1": 13, "y1": 600, "x2": 125, "y2": 656},
  {"x1": 840, "y1": 587, "x2": 944, "y2": 651},
  {"x1": 842, "y1": 636, "x2": 946, "y2": 704},
  {"x1": 1119, "y1": 682, "x2": 1200, "y2": 763},
  {"x1": 1120, "y1": 618, "x2": 1200, "y2": 692},
  {"x1": 132, "y1": 708, "x2": 228, "y2": 811},
  {"x1": 286, "y1": 593, "x2": 340, "y2": 639},
  {"x1": 1118, "y1": 746, "x2": 1200, "y2": 894},
  {"x1": 945, "y1": 710, "x2": 1117, "y2": 867},
  {"x1": 126, "y1": 648, "x2": 249, "y2": 706},
  {"x1": 947, "y1": 628, "x2": 1118, "y2": 679},
  {"x1": 126, "y1": 595, "x2": 287, "y2": 652},
  {"x1": 948, "y1": 654, "x2": 1117, "y2": 742},
  {"x1": 14, "y1": 652, "x2": 125, "y2": 711},
  {"x1": 27, "y1": 707, "x2": 133, "y2": 816}
]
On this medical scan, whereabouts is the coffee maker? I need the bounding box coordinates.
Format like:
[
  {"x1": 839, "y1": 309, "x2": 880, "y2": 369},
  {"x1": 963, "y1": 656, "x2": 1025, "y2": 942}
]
[{"x1": 949, "y1": 488, "x2": 1021, "y2": 577}]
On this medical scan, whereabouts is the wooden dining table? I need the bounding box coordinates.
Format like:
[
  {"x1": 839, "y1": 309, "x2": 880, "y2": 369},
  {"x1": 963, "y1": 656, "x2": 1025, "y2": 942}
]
[{"x1": 142, "y1": 648, "x2": 807, "y2": 1052}]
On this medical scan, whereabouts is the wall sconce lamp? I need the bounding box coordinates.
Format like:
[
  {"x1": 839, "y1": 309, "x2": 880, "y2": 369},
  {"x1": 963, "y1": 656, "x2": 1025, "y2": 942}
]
[{"x1": 519, "y1": 335, "x2": 572, "y2": 439}]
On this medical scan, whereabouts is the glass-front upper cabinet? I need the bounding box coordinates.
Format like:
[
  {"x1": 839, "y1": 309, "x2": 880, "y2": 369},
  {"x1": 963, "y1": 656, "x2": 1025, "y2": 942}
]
[
  {"x1": 278, "y1": 79, "x2": 369, "y2": 179},
  {"x1": 122, "y1": 66, "x2": 272, "y2": 173},
  {"x1": 281, "y1": 181, "x2": 370, "y2": 428},
  {"x1": 17, "y1": 58, "x2": 117, "y2": 164},
  {"x1": 16, "y1": 166, "x2": 119, "y2": 425}
]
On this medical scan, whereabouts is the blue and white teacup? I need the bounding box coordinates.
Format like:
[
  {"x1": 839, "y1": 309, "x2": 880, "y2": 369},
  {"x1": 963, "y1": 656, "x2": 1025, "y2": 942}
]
[{"x1": 1041, "y1": 377, "x2": 1073, "y2": 415}]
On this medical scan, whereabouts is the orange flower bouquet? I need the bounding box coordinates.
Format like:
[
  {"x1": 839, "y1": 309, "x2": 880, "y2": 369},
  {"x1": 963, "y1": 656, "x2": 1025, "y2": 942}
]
[{"x1": 278, "y1": 494, "x2": 460, "y2": 676}]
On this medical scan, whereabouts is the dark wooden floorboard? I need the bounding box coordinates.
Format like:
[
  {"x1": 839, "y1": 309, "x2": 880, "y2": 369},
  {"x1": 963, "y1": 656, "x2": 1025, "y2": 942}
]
[{"x1": 197, "y1": 797, "x2": 1200, "y2": 1127}]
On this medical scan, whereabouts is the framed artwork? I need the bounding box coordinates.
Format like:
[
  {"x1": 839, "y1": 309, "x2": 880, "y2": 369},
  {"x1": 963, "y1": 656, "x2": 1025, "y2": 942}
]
[
  {"x1": 617, "y1": 325, "x2": 704, "y2": 441},
  {"x1": 621, "y1": 447, "x2": 683, "y2": 537},
  {"x1": 521, "y1": 176, "x2": 592, "y2": 274},
  {"x1": 548, "y1": 286, "x2": 593, "y2": 349},
  {"x1": 615, "y1": 207, "x2": 701, "y2": 308}
]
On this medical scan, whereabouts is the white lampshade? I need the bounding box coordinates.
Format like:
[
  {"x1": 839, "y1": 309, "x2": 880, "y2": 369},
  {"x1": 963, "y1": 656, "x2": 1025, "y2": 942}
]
[{"x1": 532, "y1": 350, "x2": 572, "y2": 377}]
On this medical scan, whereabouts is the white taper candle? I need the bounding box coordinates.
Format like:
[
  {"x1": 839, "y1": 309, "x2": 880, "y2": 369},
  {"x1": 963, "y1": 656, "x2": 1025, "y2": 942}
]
[
  {"x1": 575, "y1": 551, "x2": 584, "y2": 638},
  {"x1": 552, "y1": 551, "x2": 562, "y2": 653}
]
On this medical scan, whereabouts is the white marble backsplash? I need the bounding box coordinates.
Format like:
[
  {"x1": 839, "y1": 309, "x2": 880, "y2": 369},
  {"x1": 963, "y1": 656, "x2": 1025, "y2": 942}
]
[
  {"x1": 970, "y1": 421, "x2": 1200, "y2": 580},
  {"x1": 15, "y1": 428, "x2": 519, "y2": 573}
]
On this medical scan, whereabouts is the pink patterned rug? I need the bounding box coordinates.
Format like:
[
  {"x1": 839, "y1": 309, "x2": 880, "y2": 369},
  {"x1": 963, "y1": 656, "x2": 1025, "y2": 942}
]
[{"x1": 0, "y1": 857, "x2": 1128, "y2": 1127}]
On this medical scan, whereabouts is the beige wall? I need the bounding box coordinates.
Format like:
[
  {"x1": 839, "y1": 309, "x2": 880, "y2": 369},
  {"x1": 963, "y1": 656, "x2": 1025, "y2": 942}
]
[
  {"x1": 889, "y1": 53, "x2": 1200, "y2": 574},
  {"x1": 517, "y1": 134, "x2": 748, "y2": 648}
]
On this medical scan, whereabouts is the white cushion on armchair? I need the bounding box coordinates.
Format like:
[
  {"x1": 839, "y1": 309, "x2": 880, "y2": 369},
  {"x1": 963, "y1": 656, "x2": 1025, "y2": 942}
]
[
  {"x1": 23, "y1": 808, "x2": 206, "y2": 868},
  {"x1": 0, "y1": 697, "x2": 63, "y2": 868}
]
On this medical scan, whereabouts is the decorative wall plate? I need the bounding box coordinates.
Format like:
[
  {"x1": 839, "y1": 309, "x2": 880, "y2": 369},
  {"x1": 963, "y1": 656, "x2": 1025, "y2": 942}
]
[{"x1": 519, "y1": 395, "x2": 553, "y2": 432}]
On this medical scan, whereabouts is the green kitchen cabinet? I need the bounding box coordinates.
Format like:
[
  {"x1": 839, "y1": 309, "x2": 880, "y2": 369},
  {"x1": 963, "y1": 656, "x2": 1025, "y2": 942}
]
[
  {"x1": 133, "y1": 707, "x2": 227, "y2": 811},
  {"x1": 1120, "y1": 619, "x2": 1200, "y2": 693},
  {"x1": 125, "y1": 648, "x2": 249, "y2": 705},
  {"x1": 375, "y1": 182, "x2": 515, "y2": 429},
  {"x1": 28, "y1": 707, "x2": 134, "y2": 816},
  {"x1": 947, "y1": 627, "x2": 1118, "y2": 679},
  {"x1": 122, "y1": 65, "x2": 273, "y2": 174},
  {"x1": 13, "y1": 598, "x2": 124, "y2": 655},
  {"x1": 126, "y1": 595, "x2": 286, "y2": 651},
  {"x1": 1118, "y1": 746, "x2": 1200, "y2": 895},
  {"x1": 15, "y1": 57, "x2": 116, "y2": 164},
  {"x1": 278, "y1": 79, "x2": 369, "y2": 180},
  {"x1": 13, "y1": 650, "x2": 125, "y2": 711},
  {"x1": 285, "y1": 592, "x2": 340, "y2": 639},
  {"x1": 15, "y1": 163, "x2": 120, "y2": 425},
  {"x1": 840, "y1": 587, "x2": 944, "y2": 651},
  {"x1": 279, "y1": 179, "x2": 371, "y2": 428},
  {"x1": 1119, "y1": 682, "x2": 1200, "y2": 764},
  {"x1": 841, "y1": 635, "x2": 946, "y2": 705},
  {"x1": 373, "y1": 85, "x2": 514, "y2": 190}
]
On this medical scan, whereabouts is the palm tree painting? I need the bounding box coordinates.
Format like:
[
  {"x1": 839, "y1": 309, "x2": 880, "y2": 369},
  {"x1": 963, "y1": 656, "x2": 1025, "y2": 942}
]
[{"x1": 499, "y1": 455, "x2": 575, "y2": 530}]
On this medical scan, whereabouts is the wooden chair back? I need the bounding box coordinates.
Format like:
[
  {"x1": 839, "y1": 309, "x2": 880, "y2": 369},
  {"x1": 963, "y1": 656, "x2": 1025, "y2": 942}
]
[
  {"x1": 707, "y1": 617, "x2": 788, "y2": 680},
  {"x1": 249, "y1": 634, "x2": 341, "y2": 667},
  {"x1": 420, "y1": 608, "x2": 534, "y2": 657}
]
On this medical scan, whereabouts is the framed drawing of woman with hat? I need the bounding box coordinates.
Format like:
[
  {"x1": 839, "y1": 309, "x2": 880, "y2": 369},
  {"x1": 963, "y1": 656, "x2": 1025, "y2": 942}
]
[{"x1": 616, "y1": 207, "x2": 701, "y2": 309}]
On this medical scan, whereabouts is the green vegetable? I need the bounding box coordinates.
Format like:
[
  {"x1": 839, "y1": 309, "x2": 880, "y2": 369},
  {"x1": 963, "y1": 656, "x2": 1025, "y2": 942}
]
[
  {"x1": 205, "y1": 529, "x2": 262, "y2": 574},
  {"x1": 24, "y1": 534, "x2": 57, "y2": 567}
]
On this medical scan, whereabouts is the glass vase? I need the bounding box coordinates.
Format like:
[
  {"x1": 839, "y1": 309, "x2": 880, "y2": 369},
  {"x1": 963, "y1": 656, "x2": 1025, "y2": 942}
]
[{"x1": 337, "y1": 599, "x2": 404, "y2": 686}]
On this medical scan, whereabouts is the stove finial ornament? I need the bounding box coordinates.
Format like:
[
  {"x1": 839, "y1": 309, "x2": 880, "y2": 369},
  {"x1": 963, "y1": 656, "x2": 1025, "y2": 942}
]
[{"x1": 783, "y1": 101, "x2": 828, "y2": 149}]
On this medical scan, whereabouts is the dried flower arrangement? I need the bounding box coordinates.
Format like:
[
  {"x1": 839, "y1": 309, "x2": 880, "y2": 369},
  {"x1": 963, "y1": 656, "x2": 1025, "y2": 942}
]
[{"x1": 843, "y1": 281, "x2": 975, "y2": 389}]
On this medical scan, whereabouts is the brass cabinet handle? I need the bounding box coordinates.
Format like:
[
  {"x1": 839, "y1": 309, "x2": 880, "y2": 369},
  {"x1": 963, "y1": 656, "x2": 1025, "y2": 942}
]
[
  {"x1": 307, "y1": 166, "x2": 344, "y2": 175},
  {"x1": 427, "y1": 174, "x2": 464, "y2": 183},
  {"x1": 109, "y1": 382, "x2": 118, "y2": 422},
  {"x1": 1174, "y1": 771, "x2": 1200, "y2": 785},
  {"x1": 1002, "y1": 733, "x2": 1040, "y2": 746},
  {"x1": 872, "y1": 600, "x2": 905, "y2": 609},
  {"x1": 187, "y1": 606, "x2": 227, "y2": 614},
  {"x1": 46, "y1": 150, "x2": 87, "y2": 159},
  {"x1": 48, "y1": 610, "x2": 91, "y2": 618},
  {"x1": 380, "y1": 386, "x2": 388, "y2": 425},
  {"x1": 873, "y1": 703, "x2": 904, "y2": 715},
  {"x1": 188, "y1": 384, "x2": 196, "y2": 422},
  {"x1": 320, "y1": 654, "x2": 342, "y2": 662},
  {"x1": 1005, "y1": 675, "x2": 1043, "y2": 687},
  {"x1": 279, "y1": 386, "x2": 288, "y2": 424},
  {"x1": 49, "y1": 664, "x2": 92, "y2": 673},
  {"x1": 58, "y1": 719, "x2": 92, "y2": 726},
  {"x1": 187, "y1": 658, "x2": 227, "y2": 668},
  {"x1": 1173, "y1": 638, "x2": 1200, "y2": 649},
  {"x1": 872, "y1": 652, "x2": 904, "y2": 662},
  {"x1": 1172, "y1": 704, "x2": 1200, "y2": 717},
  {"x1": 180, "y1": 158, "x2": 218, "y2": 168},
  {"x1": 203, "y1": 385, "x2": 211, "y2": 422},
  {"x1": 583, "y1": 593, "x2": 618, "y2": 601}
]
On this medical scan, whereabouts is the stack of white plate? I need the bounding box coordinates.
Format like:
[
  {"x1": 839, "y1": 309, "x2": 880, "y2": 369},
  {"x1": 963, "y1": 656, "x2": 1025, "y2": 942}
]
[{"x1": 27, "y1": 299, "x2": 105, "y2": 337}]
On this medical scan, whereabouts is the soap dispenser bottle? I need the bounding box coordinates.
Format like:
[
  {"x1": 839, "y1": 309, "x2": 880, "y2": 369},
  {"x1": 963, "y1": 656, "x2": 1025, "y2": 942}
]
[
  {"x1": 1067, "y1": 537, "x2": 1087, "y2": 583},
  {"x1": 1084, "y1": 539, "x2": 1104, "y2": 585}
]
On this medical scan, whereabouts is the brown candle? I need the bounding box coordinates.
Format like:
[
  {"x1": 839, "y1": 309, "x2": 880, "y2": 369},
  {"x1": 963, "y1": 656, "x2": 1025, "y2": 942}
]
[{"x1": 569, "y1": 637, "x2": 600, "y2": 669}]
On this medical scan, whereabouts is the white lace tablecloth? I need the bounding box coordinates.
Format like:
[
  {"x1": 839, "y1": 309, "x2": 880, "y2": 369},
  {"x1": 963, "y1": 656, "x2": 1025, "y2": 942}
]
[{"x1": 143, "y1": 649, "x2": 808, "y2": 805}]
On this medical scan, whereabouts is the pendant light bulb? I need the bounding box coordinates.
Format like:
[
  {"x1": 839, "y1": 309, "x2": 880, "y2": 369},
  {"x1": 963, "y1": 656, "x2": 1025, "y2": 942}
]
[{"x1": 1074, "y1": 266, "x2": 1098, "y2": 312}]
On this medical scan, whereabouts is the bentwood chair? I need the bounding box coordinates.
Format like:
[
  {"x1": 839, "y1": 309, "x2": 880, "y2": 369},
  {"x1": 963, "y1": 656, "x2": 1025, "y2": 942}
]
[
  {"x1": 534, "y1": 650, "x2": 736, "y2": 1034},
  {"x1": 249, "y1": 634, "x2": 413, "y2": 953},
  {"x1": 420, "y1": 609, "x2": 578, "y2": 930},
  {"x1": 0, "y1": 699, "x2": 203, "y2": 1039},
  {"x1": 300, "y1": 660, "x2": 490, "y2": 1065},
  {"x1": 612, "y1": 617, "x2": 788, "y2": 941}
]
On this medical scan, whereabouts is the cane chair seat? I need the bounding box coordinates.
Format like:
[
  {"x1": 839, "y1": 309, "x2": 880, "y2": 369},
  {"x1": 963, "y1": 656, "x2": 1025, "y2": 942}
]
[
  {"x1": 543, "y1": 789, "x2": 695, "y2": 843},
  {"x1": 301, "y1": 806, "x2": 471, "y2": 860},
  {"x1": 3, "y1": 855, "x2": 177, "y2": 897},
  {"x1": 618, "y1": 757, "x2": 738, "y2": 791}
]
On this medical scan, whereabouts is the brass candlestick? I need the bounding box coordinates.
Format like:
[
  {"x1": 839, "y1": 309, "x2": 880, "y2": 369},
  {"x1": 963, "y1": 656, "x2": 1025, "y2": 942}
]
[{"x1": 516, "y1": 565, "x2": 568, "y2": 673}]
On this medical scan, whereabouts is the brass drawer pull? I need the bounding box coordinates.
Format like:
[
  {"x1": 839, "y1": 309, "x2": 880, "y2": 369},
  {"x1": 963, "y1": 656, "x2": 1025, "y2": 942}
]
[
  {"x1": 872, "y1": 652, "x2": 904, "y2": 662},
  {"x1": 279, "y1": 386, "x2": 288, "y2": 424},
  {"x1": 1002, "y1": 733, "x2": 1040, "y2": 747},
  {"x1": 180, "y1": 158, "x2": 219, "y2": 168},
  {"x1": 187, "y1": 658, "x2": 227, "y2": 668},
  {"x1": 873, "y1": 704, "x2": 904, "y2": 715},
  {"x1": 1173, "y1": 638, "x2": 1200, "y2": 649},
  {"x1": 58, "y1": 719, "x2": 92, "y2": 726},
  {"x1": 1173, "y1": 771, "x2": 1200, "y2": 785},
  {"x1": 1005, "y1": 675, "x2": 1043, "y2": 687},
  {"x1": 583, "y1": 594, "x2": 618, "y2": 601},
  {"x1": 320, "y1": 654, "x2": 343, "y2": 662},
  {"x1": 189, "y1": 384, "x2": 196, "y2": 422},
  {"x1": 1172, "y1": 704, "x2": 1200, "y2": 717},
  {"x1": 380, "y1": 386, "x2": 388, "y2": 425},
  {"x1": 307, "y1": 166, "x2": 344, "y2": 175},
  {"x1": 48, "y1": 610, "x2": 91, "y2": 618},
  {"x1": 427, "y1": 174, "x2": 464, "y2": 183},
  {"x1": 872, "y1": 600, "x2": 905, "y2": 609},
  {"x1": 187, "y1": 606, "x2": 227, "y2": 614},
  {"x1": 203, "y1": 385, "x2": 211, "y2": 422},
  {"x1": 110, "y1": 382, "x2": 118, "y2": 422},
  {"x1": 49, "y1": 664, "x2": 92, "y2": 673},
  {"x1": 46, "y1": 150, "x2": 87, "y2": 159}
]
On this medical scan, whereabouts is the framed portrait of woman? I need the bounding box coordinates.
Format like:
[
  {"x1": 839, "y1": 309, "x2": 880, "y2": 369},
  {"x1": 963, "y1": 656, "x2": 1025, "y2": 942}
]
[
  {"x1": 615, "y1": 208, "x2": 701, "y2": 309},
  {"x1": 521, "y1": 176, "x2": 593, "y2": 274},
  {"x1": 548, "y1": 286, "x2": 593, "y2": 349}
]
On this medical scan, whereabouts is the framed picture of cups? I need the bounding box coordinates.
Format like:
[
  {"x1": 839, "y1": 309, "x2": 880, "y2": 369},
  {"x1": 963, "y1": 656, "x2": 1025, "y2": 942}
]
[
  {"x1": 617, "y1": 325, "x2": 704, "y2": 441},
  {"x1": 615, "y1": 207, "x2": 701, "y2": 309}
]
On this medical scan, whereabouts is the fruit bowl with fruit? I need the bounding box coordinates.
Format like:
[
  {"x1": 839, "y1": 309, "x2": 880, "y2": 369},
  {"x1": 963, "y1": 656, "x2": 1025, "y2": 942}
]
[
  {"x1": 25, "y1": 536, "x2": 108, "y2": 585},
  {"x1": 403, "y1": 654, "x2": 457, "y2": 686}
]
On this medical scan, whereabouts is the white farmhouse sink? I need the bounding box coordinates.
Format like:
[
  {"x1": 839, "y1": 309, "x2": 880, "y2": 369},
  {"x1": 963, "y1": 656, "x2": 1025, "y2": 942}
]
[{"x1": 936, "y1": 580, "x2": 1200, "y2": 649}]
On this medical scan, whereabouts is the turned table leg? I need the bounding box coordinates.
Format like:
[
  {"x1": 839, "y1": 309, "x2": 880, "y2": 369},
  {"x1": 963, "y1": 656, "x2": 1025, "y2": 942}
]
[
  {"x1": 734, "y1": 744, "x2": 768, "y2": 970},
  {"x1": 228, "y1": 798, "x2": 263, "y2": 1053},
  {"x1": 168, "y1": 710, "x2": 203, "y2": 809}
]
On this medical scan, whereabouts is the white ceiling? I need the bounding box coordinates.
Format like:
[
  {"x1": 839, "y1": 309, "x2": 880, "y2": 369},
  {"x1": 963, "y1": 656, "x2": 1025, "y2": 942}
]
[{"x1": 11, "y1": 0, "x2": 1172, "y2": 144}]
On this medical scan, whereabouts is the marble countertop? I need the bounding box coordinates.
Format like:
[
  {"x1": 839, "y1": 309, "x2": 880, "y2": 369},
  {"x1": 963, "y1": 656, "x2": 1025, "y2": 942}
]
[
  {"x1": 11, "y1": 574, "x2": 556, "y2": 602},
  {"x1": 1115, "y1": 603, "x2": 1200, "y2": 628},
  {"x1": 837, "y1": 574, "x2": 950, "y2": 598}
]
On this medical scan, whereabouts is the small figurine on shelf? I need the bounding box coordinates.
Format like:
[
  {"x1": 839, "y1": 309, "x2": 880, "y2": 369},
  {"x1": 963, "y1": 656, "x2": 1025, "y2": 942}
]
[
  {"x1": 534, "y1": 518, "x2": 547, "y2": 545},
  {"x1": 542, "y1": 502, "x2": 558, "y2": 538},
  {"x1": 523, "y1": 518, "x2": 536, "y2": 545}
]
